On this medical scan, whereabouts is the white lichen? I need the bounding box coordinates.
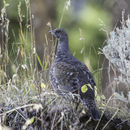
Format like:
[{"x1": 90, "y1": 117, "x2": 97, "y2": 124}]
[{"x1": 103, "y1": 12, "x2": 130, "y2": 82}]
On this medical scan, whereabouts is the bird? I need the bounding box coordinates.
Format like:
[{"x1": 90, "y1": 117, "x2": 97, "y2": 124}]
[{"x1": 49, "y1": 28, "x2": 100, "y2": 120}]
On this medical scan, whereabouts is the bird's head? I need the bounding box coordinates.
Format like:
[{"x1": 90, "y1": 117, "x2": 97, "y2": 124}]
[{"x1": 49, "y1": 28, "x2": 68, "y2": 41}]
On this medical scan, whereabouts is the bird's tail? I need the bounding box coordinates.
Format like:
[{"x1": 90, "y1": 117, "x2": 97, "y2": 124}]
[
  {"x1": 81, "y1": 99, "x2": 100, "y2": 120},
  {"x1": 89, "y1": 106, "x2": 100, "y2": 121}
]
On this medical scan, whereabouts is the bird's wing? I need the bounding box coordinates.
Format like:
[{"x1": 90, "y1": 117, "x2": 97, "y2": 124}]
[
  {"x1": 77, "y1": 63, "x2": 96, "y2": 87},
  {"x1": 53, "y1": 61, "x2": 96, "y2": 93},
  {"x1": 53, "y1": 62, "x2": 79, "y2": 92},
  {"x1": 66, "y1": 59, "x2": 96, "y2": 88}
]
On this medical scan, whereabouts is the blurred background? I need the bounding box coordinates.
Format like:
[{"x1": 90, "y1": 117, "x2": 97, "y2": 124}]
[{"x1": 0, "y1": 0, "x2": 130, "y2": 98}]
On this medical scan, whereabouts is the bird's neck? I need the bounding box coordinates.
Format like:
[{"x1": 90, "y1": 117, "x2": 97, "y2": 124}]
[{"x1": 56, "y1": 38, "x2": 69, "y2": 55}]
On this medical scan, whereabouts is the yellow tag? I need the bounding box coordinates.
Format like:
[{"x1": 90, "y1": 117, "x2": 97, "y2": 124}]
[
  {"x1": 81, "y1": 85, "x2": 88, "y2": 93},
  {"x1": 87, "y1": 84, "x2": 93, "y2": 90},
  {"x1": 41, "y1": 83, "x2": 46, "y2": 89}
]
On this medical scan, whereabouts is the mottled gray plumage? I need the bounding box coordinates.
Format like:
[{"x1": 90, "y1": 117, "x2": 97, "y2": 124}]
[{"x1": 49, "y1": 28, "x2": 100, "y2": 120}]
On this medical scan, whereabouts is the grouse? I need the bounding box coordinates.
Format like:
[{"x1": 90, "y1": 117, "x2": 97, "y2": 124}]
[{"x1": 49, "y1": 28, "x2": 100, "y2": 120}]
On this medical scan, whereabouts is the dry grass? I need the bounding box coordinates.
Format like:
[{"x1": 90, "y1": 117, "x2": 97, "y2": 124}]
[{"x1": 0, "y1": 0, "x2": 130, "y2": 130}]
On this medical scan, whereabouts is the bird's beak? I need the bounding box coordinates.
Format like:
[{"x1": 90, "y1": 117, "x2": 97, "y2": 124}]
[{"x1": 49, "y1": 30, "x2": 55, "y2": 35}]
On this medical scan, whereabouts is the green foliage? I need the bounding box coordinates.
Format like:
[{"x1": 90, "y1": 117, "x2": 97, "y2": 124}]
[
  {"x1": 0, "y1": 1, "x2": 130, "y2": 129},
  {"x1": 36, "y1": 53, "x2": 44, "y2": 70},
  {"x1": 0, "y1": 0, "x2": 32, "y2": 77},
  {"x1": 5, "y1": 0, "x2": 26, "y2": 19}
]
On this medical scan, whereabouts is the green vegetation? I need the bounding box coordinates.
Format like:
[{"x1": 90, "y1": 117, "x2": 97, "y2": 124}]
[{"x1": 0, "y1": 0, "x2": 129, "y2": 129}]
